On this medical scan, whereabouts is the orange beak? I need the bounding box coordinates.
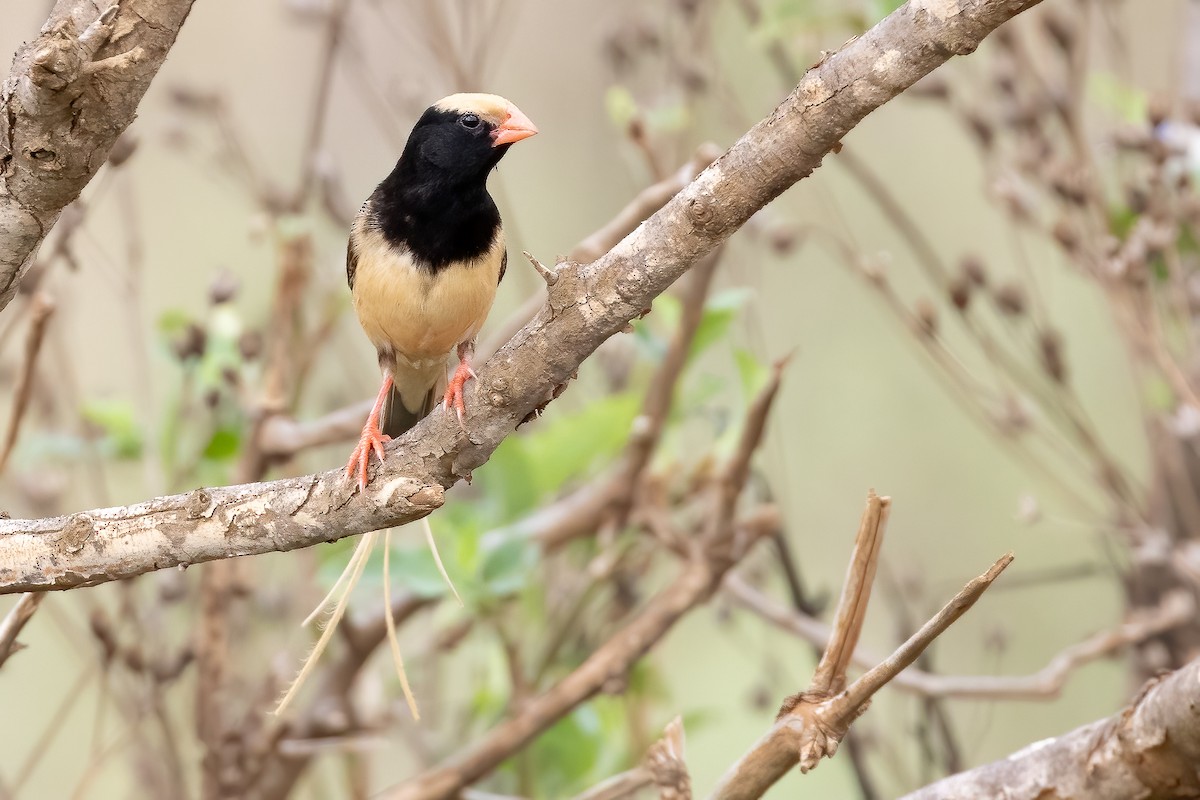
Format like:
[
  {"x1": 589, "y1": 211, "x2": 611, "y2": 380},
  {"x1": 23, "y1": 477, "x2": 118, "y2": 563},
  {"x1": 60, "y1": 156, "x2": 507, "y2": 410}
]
[{"x1": 492, "y1": 103, "x2": 538, "y2": 147}]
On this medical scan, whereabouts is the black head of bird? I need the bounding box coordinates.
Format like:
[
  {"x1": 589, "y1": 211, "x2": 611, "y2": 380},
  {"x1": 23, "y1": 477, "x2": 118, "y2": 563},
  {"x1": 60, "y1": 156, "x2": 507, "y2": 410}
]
[
  {"x1": 402, "y1": 94, "x2": 538, "y2": 180},
  {"x1": 344, "y1": 93, "x2": 538, "y2": 490}
]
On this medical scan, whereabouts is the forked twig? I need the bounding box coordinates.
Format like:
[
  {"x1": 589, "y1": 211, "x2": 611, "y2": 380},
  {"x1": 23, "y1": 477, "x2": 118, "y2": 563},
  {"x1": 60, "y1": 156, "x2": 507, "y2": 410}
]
[{"x1": 708, "y1": 493, "x2": 1011, "y2": 800}]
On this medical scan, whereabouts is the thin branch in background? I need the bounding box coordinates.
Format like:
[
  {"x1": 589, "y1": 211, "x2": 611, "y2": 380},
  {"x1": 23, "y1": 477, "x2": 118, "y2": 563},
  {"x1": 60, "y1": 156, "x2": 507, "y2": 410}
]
[
  {"x1": 0, "y1": 291, "x2": 55, "y2": 475},
  {"x1": 898, "y1": 653, "x2": 1200, "y2": 800},
  {"x1": 709, "y1": 548, "x2": 1011, "y2": 800},
  {"x1": 726, "y1": 574, "x2": 1193, "y2": 701},
  {"x1": 0, "y1": 592, "x2": 45, "y2": 668},
  {"x1": 290, "y1": 0, "x2": 354, "y2": 209}
]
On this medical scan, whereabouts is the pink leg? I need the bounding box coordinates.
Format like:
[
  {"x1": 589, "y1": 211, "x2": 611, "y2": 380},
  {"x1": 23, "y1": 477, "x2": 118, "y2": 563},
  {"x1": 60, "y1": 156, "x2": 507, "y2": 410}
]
[
  {"x1": 441, "y1": 342, "x2": 477, "y2": 429},
  {"x1": 345, "y1": 375, "x2": 394, "y2": 490}
]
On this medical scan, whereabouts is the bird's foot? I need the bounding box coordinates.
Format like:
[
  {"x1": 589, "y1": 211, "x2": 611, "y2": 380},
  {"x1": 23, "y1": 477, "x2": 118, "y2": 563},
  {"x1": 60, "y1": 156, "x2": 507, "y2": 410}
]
[
  {"x1": 441, "y1": 361, "x2": 477, "y2": 429},
  {"x1": 346, "y1": 423, "x2": 391, "y2": 491}
]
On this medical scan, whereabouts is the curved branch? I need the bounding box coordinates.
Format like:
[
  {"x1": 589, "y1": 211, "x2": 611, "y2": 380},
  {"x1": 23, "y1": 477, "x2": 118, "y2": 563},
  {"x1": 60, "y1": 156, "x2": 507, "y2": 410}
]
[
  {"x1": 900, "y1": 655, "x2": 1200, "y2": 800},
  {"x1": 0, "y1": 0, "x2": 1044, "y2": 594},
  {"x1": 0, "y1": 0, "x2": 196, "y2": 312}
]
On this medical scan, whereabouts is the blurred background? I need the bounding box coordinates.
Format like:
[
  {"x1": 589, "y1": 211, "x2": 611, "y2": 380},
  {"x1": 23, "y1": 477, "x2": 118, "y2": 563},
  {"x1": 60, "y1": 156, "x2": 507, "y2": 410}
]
[{"x1": 1, "y1": 0, "x2": 1196, "y2": 797}]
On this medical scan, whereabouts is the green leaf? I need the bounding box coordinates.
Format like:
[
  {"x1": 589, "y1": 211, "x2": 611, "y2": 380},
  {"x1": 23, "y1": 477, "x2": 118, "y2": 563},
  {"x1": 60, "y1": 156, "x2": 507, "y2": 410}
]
[
  {"x1": 689, "y1": 288, "x2": 753, "y2": 361},
  {"x1": 202, "y1": 428, "x2": 240, "y2": 460},
  {"x1": 80, "y1": 399, "x2": 143, "y2": 459},
  {"x1": 482, "y1": 437, "x2": 542, "y2": 520},
  {"x1": 479, "y1": 536, "x2": 538, "y2": 596},
  {"x1": 644, "y1": 98, "x2": 692, "y2": 134},
  {"x1": 485, "y1": 391, "x2": 640, "y2": 523},
  {"x1": 734, "y1": 347, "x2": 770, "y2": 400},
  {"x1": 528, "y1": 705, "x2": 604, "y2": 794},
  {"x1": 1088, "y1": 72, "x2": 1147, "y2": 123},
  {"x1": 157, "y1": 309, "x2": 192, "y2": 337},
  {"x1": 377, "y1": 545, "x2": 451, "y2": 599},
  {"x1": 604, "y1": 85, "x2": 638, "y2": 129},
  {"x1": 520, "y1": 391, "x2": 641, "y2": 491},
  {"x1": 871, "y1": 0, "x2": 906, "y2": 16}
]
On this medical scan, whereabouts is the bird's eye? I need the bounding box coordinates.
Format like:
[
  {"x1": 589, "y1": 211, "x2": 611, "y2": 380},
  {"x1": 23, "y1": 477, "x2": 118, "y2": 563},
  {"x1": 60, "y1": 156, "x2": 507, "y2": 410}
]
[{"x1": 459, "y1": 113, "x2": 480, "y2": 129}]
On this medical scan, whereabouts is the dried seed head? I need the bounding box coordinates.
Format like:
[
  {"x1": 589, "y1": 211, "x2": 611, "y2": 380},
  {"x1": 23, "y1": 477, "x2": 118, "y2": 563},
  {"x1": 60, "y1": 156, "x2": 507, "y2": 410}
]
[
  {"x1": 993, "y1": 173, "x2": 1037, "y2": 222},
  {"x1": 992, "y1": 25, "x2": 1016, "y2": 51},
  {"x1": 860, "y1": 252, "x2": 890, "y2": 286},
  {"x1": 1049, "y1": 162, "x2": 1089, "y2": 206},
  {"x1": 993, "y1": 282, "x2": 1027, "y2": 316},
  {"x1": 996, "y1": 393, "x2": 1032, "y2": 435},
  {"x1": 1039, "y1": 328, "x2": 1067, "y2": 383},
  {"x1": 948, "y1": 275, "x2": 972, "y2": 312},
  {"x1": 173, "y1": 323, "x2": 206, "y2": 361},
  {"x1": 768, "y1": 225, "x2": 800, "y2": 255},
  {"x1": 964, "y1": 110, "x2": 994, "y2": 150},
  {"x1": 1016, "y1": 492, "x2": 1041, "y2": 525},
  {"x1": 1052, "y1": 217, "x2": 1080, "y2": 253},
  {"x1": 238, "y1": 330, "x2": 263, "y2": 361},
  {"x1": 961, "y1": 255, "x2": 988, "y2": 287},
  {"x1": 1041, "y1": 11, "x2": 1076, "y2": 53},
  {"x1": 914, "y1": 298, "x2": 938, "y2": 337},
  {"x1": 209, "y1": 269, "x2": 239, "y2": 305},
  {"x1": 106, "y1": 133, "x2": 138, "y2": 168},
  {"x1": 1113, "y1": 124, "x2": 1153, "y2": 152},
  {"x1": 1148, "y1": 94, "x2": 1171, "y2": 128},
  {"x1": 1147, "y1": 136, "x2": 1172, "y2": 166},
  {"x1": 992, "y1": 57, "x2": 1017, "y2": 97},
  {"x1": 168, "y1": 86, "x2": 219, "y2": 111}
]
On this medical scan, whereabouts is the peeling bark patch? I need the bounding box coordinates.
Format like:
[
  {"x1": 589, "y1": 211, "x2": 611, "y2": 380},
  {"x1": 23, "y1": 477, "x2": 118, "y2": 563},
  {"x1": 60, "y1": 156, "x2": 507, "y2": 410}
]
[
  {"x1": 912, "y1": 0, "x2": 962, "y2": 21},
  {"x1": 873, "y1": 49, "x2": 903, "y2": 77},
  {"x1": 58, "y1": 513, "x2": 94, "y2": 553},
  {"x1": 797, "y1": 75, "x2": 834, "y2": 108}
]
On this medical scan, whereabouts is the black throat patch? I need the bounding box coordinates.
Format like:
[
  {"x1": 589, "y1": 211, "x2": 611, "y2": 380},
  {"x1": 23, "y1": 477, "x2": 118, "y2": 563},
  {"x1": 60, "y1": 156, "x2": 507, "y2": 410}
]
[{"x1": 366, "y1": 108, "x2": 506, "y2": 271}]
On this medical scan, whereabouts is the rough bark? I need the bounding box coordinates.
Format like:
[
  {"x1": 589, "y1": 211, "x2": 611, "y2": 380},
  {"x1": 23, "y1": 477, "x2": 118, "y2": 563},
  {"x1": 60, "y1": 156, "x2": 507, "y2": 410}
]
[
  {"x1": 0, "y1": 0, "x2": 196, "y2": 311},
  {"x1": 0, "y1": 0, "x2": 1045, "y2": 594},
  {"x1": 900, "y1": 656, "x2": 1200, "y2": 800}
]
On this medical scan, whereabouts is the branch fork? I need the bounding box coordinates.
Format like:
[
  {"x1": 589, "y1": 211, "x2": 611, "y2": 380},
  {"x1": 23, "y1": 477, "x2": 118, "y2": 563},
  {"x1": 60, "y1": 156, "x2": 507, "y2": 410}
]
[{"x1": 710, "y1": 492, "x2": 1012, "y2": 798}]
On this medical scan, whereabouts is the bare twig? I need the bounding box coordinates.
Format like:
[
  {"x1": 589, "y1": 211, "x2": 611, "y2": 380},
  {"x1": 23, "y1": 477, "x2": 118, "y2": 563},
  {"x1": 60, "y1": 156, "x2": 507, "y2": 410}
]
[
  {"x1": 726, "y1": 577, "x2": 1194, "y2": 700},
  {"x1": 0, "y1": 592, "x2": 45, "y2": 668},
  {"x1": 709, "y1": 535, "x2": 1011, "y2": 800},
  {"x1": 0, "y1": 292, "x2": 54, "y2": 474},
  {"x1": 522, "y1": 251, "x2": 558, "y2": 287},
  {"x1": 837, "y1": 555, "x2": 1013, "y2": 712},
  {"x1": 810, "y1": 491, "x2": 890, "y2": 695}
]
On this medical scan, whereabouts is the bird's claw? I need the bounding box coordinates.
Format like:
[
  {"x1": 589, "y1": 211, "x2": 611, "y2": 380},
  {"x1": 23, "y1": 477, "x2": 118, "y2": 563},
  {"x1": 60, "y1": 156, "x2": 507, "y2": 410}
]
[
  {"x1": 346, "y1": 427, "x2": 391, "y2": 491},
  {"x1": 442, "y1": 362, "x2": 474, "y2": 431}
]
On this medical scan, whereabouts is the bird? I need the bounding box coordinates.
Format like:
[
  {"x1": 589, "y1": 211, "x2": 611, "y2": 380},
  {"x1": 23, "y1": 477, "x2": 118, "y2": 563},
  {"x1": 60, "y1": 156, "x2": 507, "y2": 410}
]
[{"x1": 344, "y1": 93, "x2": 538, "y2": 489}]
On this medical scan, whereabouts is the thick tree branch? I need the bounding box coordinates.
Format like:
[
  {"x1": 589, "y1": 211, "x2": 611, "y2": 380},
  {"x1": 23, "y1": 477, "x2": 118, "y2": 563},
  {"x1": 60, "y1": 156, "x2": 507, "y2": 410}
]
[
  {"x1": 900, "y1": 655, "x2": 1200, "y2": 799},
  {"x1": 0, "y1": 0, "x2": 196, "y2": 312},
  {"x1": 0, "y1": 0, "x2": 1044, "y2": 594}
]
